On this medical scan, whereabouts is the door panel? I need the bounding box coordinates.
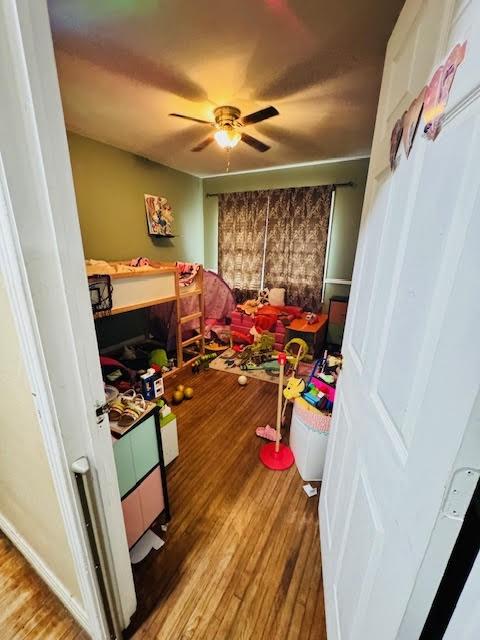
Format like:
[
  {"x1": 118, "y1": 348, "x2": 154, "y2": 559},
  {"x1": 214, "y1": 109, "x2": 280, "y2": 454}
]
[{"x1": 320, "y1": 0, "x2": 480, "y2": 638}]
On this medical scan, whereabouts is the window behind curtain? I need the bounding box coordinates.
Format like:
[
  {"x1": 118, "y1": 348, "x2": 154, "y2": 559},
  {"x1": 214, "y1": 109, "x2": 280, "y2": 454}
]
[
  {"x1": 218, "y1": 185, "x2": 333, "y2": 309},
  {"x1": 217, "y1": 190, "x2": 269, "y2": 301},
  {"x1": 264, "y1": 185, "x2": 333, "y2": 310}
]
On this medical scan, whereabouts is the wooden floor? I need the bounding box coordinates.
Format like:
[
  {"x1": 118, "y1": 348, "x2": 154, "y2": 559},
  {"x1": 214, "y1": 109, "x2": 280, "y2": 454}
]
[
  {"x1": 0, "y1": 368, "x2": 326, "y2": 640},
  {"x1": 129, "y1": 367, "x2": 326, "y2": 640},
  {"x1": 0, "y1": 533, "x2": 87, "y2": 640}
]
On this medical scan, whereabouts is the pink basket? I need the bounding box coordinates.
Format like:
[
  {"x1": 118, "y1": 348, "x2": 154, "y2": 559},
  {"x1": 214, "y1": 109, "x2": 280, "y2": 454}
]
[{"x1": 294, "y1": 399, "x2": 331, "y2": 432}]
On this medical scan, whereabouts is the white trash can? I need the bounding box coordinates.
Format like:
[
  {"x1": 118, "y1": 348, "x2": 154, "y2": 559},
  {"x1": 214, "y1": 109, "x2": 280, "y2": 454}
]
[{"x1": 290, "y1": 399, "x2": 331, "y2": 481}]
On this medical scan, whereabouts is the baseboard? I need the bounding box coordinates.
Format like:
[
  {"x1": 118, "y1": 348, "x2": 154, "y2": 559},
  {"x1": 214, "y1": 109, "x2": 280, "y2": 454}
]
[{"x1": 0, "y1": 512, "x2": 91, "y2": 636}]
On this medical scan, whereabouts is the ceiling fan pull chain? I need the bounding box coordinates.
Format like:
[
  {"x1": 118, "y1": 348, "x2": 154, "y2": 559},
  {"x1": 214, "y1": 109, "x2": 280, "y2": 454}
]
[{"x1": 226, "y1": 149, "x2": 231, "y2": 173}]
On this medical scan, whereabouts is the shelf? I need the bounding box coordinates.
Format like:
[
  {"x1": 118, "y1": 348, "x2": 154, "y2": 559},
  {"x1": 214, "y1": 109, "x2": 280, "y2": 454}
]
[{"x1": 150, "y1": 234, "x2": 177, "y2": 238}]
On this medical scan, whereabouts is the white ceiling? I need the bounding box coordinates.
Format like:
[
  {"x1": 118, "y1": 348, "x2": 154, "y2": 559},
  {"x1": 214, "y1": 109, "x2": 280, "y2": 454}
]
[{"x1": 48, "y1": 0, "x2": 404, "y2": 177}]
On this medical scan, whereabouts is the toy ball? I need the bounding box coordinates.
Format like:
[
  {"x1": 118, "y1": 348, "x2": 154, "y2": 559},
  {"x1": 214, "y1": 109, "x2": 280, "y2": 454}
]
[
  {"x1": 173, "y1": 390, "x2": 184, "y2": 404},
  {"x1": 238, "y1": 375, "x2": 248, "y2": 386},
  {"x1": 184, "y1": 386, "x2": 194, "y2": 399},
  {"x1": 176, "y1": 384, "x2": 185, "y2": 393}
]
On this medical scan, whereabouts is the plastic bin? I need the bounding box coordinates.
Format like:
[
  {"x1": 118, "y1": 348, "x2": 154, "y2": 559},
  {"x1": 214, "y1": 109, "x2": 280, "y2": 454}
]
[
  {"x1": 160, "y1": 413, "x2": 178, "y2": 466},
  {"x1": 290, "y1": 400, "x2": 330, "y2": 481}
]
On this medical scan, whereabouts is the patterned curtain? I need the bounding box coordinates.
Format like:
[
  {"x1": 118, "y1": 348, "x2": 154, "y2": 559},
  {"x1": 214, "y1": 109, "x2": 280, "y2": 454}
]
[
  {"x1": 218, "y1": 185, "x2": 333, "y2": 309},
  {"x1": 264, "y1": 185, "x2": 333, "y2": 310},
  {"x1": 218, "y1": 191, "x2": 269, "y2": 301}
]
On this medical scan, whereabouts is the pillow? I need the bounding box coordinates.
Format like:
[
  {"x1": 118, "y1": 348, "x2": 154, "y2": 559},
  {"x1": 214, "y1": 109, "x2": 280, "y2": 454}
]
[{"x1": 268, "y1": 288, "x2": 285, "y2": 307}]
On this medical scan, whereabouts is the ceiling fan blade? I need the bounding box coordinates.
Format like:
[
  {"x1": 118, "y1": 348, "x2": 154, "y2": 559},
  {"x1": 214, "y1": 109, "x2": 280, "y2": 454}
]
[
  {"x1": 239, "y1": 106, "x2": 279, "y2": 126},
  {"x1": 169, "y1": 113, "x2": 214, "y2": 126},
  {"x1": 191, "y1": 135, "x2": 214, "y2": 152},
  {"x1": 241, "y1": 132, "x2": 270, "y2": 152}
]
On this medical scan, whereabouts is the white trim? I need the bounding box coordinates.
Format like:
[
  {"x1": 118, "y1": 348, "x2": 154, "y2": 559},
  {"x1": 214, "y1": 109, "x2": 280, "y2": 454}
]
[
  {"x1": 324, "y1": 278, "x2": 352, "y2": 286},
  {"x1": 201, "y1": 154, "x2": 371, "y2": 179},
  {"x1": 0, "y1": 1, "x2": 136, "y2": 637},
  {"x1": 0, "y1": 512, "x2": 90, "y2": 635},
  {"x1": 0, "y1": 151, "x2": 106, "y2": 639},
  {"x1": 322, "y1": 189, "x2": 337, "y2": 303}
]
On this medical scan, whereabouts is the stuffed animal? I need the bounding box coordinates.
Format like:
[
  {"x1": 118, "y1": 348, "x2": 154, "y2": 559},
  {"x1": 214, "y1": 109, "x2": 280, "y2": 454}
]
[
  {"x1": 258, "y1": 288, "x2": 270, "y2": 305},
  {"x1": 283, "y1": 377, "x2": 306, "y2": 400},
  {"x1": 129, "y1": 257, "x2": 151, "y2": 267},
  {"x1": 238, "y1": 298, "x2": 260, "y2": 316}
]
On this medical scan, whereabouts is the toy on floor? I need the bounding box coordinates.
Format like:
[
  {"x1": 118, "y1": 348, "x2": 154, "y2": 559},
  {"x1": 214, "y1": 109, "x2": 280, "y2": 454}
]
[
  {"x1": 205, "y1": 341, "x2": 228, "y2": 353},
  {"x1": 238, "y1": 375, "x2": 248, "y2": 386},
  {"x1": 240, "y1": 359, "x2": 279, "y2": 373},
  {"x1": 238, "y1": 331, "x2": 277, "y2": 371},
  {"x1": 173, "y1": 390, "x2": 184, "y2": 404},
  {"x1": 149, "y1": 348, "x2": 168, "y2": 369},
  {"x1": 191, "y1": 352, "x2": 217, "y2": 373},
  {"x1": 259, "y1": 353, "x2": 295, "y2": 471},
  {"x1": 255, "y1": 424, "x2": 279, "y2": 442},
  {"x1": 172, "y1": 383, "x2": 194, "y2": 403}
]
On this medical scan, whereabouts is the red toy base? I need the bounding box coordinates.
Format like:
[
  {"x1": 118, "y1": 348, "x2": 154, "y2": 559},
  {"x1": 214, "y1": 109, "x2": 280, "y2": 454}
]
[{"x1": 259, "y1": 442, "x2": 295, "y2": 470}]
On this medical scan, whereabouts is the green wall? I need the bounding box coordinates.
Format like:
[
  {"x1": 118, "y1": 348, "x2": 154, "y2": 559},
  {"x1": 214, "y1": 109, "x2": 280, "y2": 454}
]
[
  {"x1": 67, "y1": 132, "x2": 204, "y2": 263},
  {"x1": 68, "y1": 132, "x2": 368, "y2": 313},
  {"x1": 203, "y1": 158, "x2": 369, "y2": 309}
]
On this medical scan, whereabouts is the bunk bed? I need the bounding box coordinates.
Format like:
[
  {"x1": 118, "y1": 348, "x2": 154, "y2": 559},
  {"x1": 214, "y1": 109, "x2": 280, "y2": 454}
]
[{"x1": 87, "y1": 260, "x2": 205, "y2": 372}]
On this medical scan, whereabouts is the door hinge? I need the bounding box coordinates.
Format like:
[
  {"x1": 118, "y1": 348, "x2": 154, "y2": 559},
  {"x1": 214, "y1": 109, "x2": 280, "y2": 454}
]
[
  {"x1": 96, "y1": 403, "x2": 109, "y2": 425},
  {"x1": 442, "y1": 468, "x2": 480, "y2": 520}
]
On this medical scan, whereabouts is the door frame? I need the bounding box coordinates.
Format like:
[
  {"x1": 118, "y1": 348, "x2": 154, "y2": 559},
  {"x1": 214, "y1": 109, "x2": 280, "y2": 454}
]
[{"x1": 0, "y1": 1, "x2": 136, "y2": 637}]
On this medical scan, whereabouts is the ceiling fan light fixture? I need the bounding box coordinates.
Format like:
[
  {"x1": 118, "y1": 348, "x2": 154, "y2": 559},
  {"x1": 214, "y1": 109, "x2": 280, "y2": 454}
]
[{"x1": 214, "y1": 128, "x2": 241, "y2": 149}]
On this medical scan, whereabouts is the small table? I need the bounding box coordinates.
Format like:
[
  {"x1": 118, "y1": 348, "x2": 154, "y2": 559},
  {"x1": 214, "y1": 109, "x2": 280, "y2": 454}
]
[{"x1": 286, "y1": 314, "x2": 328, "y2": 358}]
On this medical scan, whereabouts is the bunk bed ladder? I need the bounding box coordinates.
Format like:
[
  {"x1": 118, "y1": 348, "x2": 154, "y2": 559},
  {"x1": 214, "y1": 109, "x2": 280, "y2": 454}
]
[{"x1": 175, "y1": 266, "x2": 205, "y2": 369}]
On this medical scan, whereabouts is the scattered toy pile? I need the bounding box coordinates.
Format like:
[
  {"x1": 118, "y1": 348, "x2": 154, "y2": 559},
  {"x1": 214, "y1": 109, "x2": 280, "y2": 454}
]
[{"x1": 172, "y1": 383, "x2": 194, "y2": 404}]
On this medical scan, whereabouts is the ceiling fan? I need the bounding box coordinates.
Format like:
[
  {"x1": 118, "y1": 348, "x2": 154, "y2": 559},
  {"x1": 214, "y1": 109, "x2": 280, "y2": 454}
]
[{"x1": 168, "y1": 105, "x2": 279, "y2": 152}]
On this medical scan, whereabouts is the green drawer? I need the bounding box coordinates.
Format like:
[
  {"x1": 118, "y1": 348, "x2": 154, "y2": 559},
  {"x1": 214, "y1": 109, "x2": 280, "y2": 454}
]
[
  {"x1": 113, "y1": 434, "x2": 136, "y2": 498},
  {"x1": 130, "y1": 415, "x2": 159, "y2": 481}
]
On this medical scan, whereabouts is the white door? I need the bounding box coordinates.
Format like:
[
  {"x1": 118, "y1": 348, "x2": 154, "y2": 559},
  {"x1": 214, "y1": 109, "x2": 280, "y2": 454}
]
[
  {"x1": 0, "y1": 1, "x2": 136, "y2": 636},
  {"x1": 319, "y1": 0, "x2": 480, "y2": 638}
]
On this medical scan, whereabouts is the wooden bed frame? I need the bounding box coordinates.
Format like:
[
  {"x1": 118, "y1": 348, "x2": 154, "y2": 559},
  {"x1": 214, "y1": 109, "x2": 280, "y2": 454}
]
[{"x1": 91, "y1": 261, "x2": 205, "y2": 370}]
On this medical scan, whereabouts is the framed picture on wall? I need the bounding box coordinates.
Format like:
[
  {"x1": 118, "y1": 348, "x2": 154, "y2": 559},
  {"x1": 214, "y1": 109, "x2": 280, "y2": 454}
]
[{"x1": 144, "y1": 194, "x2": 174, "y2": 237}]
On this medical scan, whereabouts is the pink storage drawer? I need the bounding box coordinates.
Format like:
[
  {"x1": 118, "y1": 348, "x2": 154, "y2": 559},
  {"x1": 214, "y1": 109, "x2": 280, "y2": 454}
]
[
  {"x1": 121, "y1": 489, "x2": 144, "y2": 548},
  {"x1": 139, "y1": 467, "x2": 165, "y2": 528}
]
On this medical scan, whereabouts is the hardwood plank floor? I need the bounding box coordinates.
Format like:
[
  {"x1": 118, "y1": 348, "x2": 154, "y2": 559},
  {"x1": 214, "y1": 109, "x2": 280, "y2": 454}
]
[
  {"x1": 128, "y1": 367, "x2": 326, "y2": 640},
  {"x1": 0, "y1": 533, "x2": 87, "y2": 640},
  {"x1": 0, "y1": 368, "x2": 327, "y2": 640}
]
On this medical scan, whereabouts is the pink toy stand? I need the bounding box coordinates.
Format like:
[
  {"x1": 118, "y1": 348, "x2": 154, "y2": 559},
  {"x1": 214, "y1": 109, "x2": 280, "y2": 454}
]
[
  {"x1": 260, "y1": 353, "x2": 295, "y2": 471},
  {"x1": 259, "y1": 441, "x2": 294, "y2": 470}
]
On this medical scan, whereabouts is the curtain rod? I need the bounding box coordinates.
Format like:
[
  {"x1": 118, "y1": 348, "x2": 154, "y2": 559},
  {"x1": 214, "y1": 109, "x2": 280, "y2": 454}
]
[{"x1": 205, "y1": 181, "x2": 354, "y2": 197}]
